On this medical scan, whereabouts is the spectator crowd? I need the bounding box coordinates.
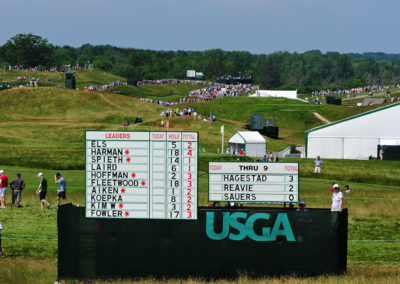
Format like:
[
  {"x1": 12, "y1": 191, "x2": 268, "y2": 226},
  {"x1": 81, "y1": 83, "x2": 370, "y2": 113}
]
[{"x1": 311, "y1": 84, "x2": 400, "y2": 98}]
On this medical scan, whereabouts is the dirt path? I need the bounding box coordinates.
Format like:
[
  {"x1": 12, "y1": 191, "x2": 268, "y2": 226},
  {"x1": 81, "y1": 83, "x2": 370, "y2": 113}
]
[
  {"x1": 313, "y1": 112, "x2": 331, "y2": 124},
  {"x1": 98, "y1": 93, "x2": 123, "y2": 110}
]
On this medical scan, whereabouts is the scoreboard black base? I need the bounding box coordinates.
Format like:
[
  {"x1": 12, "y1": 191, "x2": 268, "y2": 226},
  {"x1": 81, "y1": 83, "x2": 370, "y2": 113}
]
[{"x1": 58, "y1": 206, "x2": 347, "y2": 280}]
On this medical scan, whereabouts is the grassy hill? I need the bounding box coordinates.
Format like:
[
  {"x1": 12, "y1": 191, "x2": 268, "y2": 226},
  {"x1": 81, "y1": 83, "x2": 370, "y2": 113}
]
[
  {"x1": 0, "y1": 82, "x2": 393, "y2": 169},
  {"x1": 0, "y1": 68, "x2": 125, "y2": 89},
  {"x1": 110, "y1": 83, "x2": 208, "y2": 102}
]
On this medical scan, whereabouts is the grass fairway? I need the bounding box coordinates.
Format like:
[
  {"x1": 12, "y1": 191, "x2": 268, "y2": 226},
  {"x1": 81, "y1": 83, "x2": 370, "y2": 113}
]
[{"x1": 0, "y1": 157, "x2": 399, "y2": 283}]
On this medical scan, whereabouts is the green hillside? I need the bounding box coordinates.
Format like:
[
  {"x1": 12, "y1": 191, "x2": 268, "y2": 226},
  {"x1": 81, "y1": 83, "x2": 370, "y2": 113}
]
[
  {"x1": 110, "y1": 83, "x2": 208, "y2": 102},
  {"x1": 0, "y1": 82, "x2": 391, "y2": 169},
  {"x1": 0, "y1": 68, "x2": 125, "y2": 88}
]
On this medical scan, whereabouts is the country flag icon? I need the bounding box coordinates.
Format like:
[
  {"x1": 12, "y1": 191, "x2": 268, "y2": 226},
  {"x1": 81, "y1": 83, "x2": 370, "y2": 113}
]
[
  {"x1": 119, "y1": 203, "x2": 123, "y2": 209},
  {"x1": 131, "y1": 173, "x2": 136, "y2": 178},
  {"x1": 141, "y1": 180, "x2": 146, "y2": 186},
  {"x1": 126, "y1": 157, "x2": 131, "y2": 163},
  {"x1": 121, "y1": 188, "x2": 126, "y2": 193},
  {"x1": 125, "y1": 211, "x2": 129, "y2": 217},
  {"x1": 125, "y1": 150, "x2": 130, "y2": 155}
]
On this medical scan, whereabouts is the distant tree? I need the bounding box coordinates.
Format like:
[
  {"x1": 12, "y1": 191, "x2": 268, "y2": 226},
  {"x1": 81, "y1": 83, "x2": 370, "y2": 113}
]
[
  {"x1": 258, "y1": 59, "x2": 281, "y2": 89},
  {"x1": 1, "y1": 33, "x2": 54, "y2": 67},
  {"x1": 342, "y1": 77, "x2": 364, "y2": 89}
]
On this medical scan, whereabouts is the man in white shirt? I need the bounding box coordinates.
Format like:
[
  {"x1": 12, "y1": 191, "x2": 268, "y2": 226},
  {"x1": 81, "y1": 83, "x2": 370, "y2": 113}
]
[{"x1": 314, "y1": 156, "x2": 324, "y2": 174}]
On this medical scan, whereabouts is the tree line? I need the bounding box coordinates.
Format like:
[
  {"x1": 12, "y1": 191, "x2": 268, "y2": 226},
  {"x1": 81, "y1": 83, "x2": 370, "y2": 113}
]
[{"x1": 1, "y1": 33, "x2": 400, "y2": 92}]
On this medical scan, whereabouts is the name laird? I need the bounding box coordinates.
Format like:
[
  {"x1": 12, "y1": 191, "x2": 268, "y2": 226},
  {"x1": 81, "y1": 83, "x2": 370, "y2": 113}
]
[{"x1": 223, "y1": 175, "x2": 268, "y2": 182}]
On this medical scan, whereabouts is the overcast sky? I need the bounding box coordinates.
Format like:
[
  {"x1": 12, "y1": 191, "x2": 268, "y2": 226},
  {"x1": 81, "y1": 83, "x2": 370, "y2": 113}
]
[{"x1": 0, "y1": 0, "x2": 398, "y2": 54}]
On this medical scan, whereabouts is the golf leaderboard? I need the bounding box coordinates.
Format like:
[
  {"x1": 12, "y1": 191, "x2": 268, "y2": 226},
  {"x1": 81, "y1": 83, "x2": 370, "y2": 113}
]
[
  {"x1": 85, "y1": 131, "x2": 198, "y2": 219},
  {"x1": 208, "y1": 162, "x2": 299, "y2": 203}
]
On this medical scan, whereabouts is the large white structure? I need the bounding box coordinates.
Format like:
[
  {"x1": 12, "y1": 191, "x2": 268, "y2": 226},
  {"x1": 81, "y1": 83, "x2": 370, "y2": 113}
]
[
  {"x1": 228, "y1": 131, "x2": 266, "y2": 157},
  {"x1": 250, "y1": 90, "x2": 297, "y2": 99},
  {"x1": 306, "y1": 102, "x2": 400, "y2": 160}
]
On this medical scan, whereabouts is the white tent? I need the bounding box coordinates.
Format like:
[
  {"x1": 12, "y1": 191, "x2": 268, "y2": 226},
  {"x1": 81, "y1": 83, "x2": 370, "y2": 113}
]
[
  {"x1": 250, "y1": 90, "x2": 297, "y2": 99},
  {"x1": 306, "y1": 102, "x2": 400, "y2": 160},
  {"x1": 228, "y1": 131, "x2": 266, "y2": 157}
]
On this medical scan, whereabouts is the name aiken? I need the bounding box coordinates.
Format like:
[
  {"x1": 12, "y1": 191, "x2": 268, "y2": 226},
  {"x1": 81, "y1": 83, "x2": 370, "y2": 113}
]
[{"x1": 91, "y1": 187, "x2": 120, "y2": 194}]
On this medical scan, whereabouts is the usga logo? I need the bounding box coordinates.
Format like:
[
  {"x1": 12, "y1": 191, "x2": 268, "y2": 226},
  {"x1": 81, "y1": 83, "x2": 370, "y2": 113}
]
[{"x1": 206, "y1": 212, "x2": 296, "y2": 241}]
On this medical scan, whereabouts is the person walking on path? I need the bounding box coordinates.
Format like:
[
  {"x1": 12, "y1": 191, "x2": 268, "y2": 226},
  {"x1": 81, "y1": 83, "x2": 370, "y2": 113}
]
[
  {"x1": 36, "y1": 173, "x2": 50, "y2": 209},
  {"x1": 55, "y1": 173, "x2": 68, "y2": 208},
  {"x1": 0, "y1": 170, "x2": 8, "y2": 208},
  {"x1": 10, "y1": 173, "x2": 25, "y2": 208},
  {"x1": 314, "y1": 156, "x2": 324, "y2": 174}
]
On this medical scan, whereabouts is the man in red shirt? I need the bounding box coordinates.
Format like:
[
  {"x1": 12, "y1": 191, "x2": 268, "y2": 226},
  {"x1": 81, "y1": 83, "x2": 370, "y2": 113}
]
[{"x1": 0, "y1": 170, "x2": 8, "y2": 208}]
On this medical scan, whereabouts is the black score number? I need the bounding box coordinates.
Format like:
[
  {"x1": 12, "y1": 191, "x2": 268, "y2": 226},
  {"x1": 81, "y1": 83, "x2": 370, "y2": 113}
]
[
  {"x1": 169, "y1": 149, "x2": 180, "y2": 156},
  {"x1": 168, "y1": 141, "x2": 181, "y2": 219},
  {"x1": 169, "y1": 211, "x2": 179, "y2": 218},
  {"x1": 169, "y1": 157, "x2": 179, "y2": 163}
]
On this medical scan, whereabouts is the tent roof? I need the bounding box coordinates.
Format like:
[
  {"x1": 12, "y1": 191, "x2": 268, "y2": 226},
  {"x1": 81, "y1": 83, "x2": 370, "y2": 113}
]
[
  {"x1": 306, "y1": 102, "x2": 400, "y2": 136},
  {"x1": 229, "y1": 131, "x2": 266, "y2": 144},
  {"x1": 361, "y1": 98, "x2": 386, "y2": 106}
]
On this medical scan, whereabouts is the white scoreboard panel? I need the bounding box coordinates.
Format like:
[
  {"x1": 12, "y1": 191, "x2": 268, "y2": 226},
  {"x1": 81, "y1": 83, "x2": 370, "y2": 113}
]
[
  {"x1": 209, "y1": 162, "x2": 299, "y2": 203},
  {"x1": 86, "y1": 131, "x2": 198, "y2": 220}
]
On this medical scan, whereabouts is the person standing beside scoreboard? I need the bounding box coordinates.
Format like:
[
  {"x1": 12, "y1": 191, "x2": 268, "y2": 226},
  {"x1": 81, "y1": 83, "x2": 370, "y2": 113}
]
[{"x1": 331, "y1": 184, "x2": 343, "y2": 212}]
